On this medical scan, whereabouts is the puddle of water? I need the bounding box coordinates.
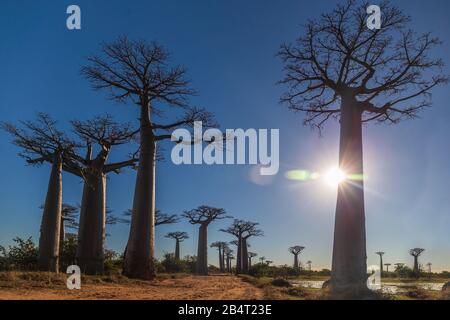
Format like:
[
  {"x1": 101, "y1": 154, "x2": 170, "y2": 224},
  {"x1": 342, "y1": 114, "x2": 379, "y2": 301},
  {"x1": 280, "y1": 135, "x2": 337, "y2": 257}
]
[{"x1": 290, "y1": 280, "x2": 445, "y2": 294}]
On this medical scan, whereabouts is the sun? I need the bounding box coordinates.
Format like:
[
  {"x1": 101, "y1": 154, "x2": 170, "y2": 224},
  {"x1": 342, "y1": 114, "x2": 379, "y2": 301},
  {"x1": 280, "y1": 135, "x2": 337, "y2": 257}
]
[{"x1": 324, "y1": 167, "x2": 347, "y2": 186}]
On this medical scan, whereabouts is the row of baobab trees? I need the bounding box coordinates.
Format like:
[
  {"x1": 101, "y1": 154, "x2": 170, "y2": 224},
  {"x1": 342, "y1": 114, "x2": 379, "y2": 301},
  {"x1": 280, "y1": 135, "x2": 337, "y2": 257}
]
[
  {"x1": 375, "y1": 248, "x2": 430, "y2": 278},
  {"x1": 2, "y1": 0, "x2": 449, "y2": 296}
]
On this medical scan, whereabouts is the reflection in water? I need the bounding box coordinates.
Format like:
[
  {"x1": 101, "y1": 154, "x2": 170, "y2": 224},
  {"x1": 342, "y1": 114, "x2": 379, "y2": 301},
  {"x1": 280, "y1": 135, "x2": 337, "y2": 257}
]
[{"x1": 290, "y1": 280, "x2": 445, "y2": 294}]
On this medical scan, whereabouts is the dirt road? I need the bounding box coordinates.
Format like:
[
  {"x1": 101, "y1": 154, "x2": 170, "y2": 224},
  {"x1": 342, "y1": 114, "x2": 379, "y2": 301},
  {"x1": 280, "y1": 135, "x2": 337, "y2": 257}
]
[{"x1": 0, "y1": 274, "x2": 264, "y2": 300}]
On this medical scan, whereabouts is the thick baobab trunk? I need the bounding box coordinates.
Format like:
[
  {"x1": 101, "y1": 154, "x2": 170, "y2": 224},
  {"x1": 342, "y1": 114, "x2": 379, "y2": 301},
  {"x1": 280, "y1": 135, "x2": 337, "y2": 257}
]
[
  {"x1": 196, "y1": 224, "x2": 208, "y2": 275},
  {"x1": 221, "y1": 250, "x2": 226, "y2": 272},
  {"x1": 294, "y1": 254, "x2": 299, "y2": 269},
  {"x1": 379, "y1": 256, "x2": 383, "y2": 275},
  {"x1": 242, "y1": 238, "x2": 249, "y2": 273},
  {"x1": 123, "y1": 106, "x2": 156, "y2": 280},
  {"x1": 226, "y1": 256, "x2": 230, "y2": 272},
  {"x1": 76, "y1": 173, "x2": 106, "y2": 275},
  {"x1": 175, "y1": 239, "x2": 180, "y2": 260},
  {"x1": 248, "y1": 256, "x2": 252, "y2": 268},
  {"x1": 218, "y1": 246, "x2": 224, "y2": 272},
  {"x1": 59, "y1": 217, "x2": 65, "y2": 247},
  {"x1": 330, "y1": 98, "x2": 368, "y2": 294},
  {"x1": 38, "y1": 152, "x2": 63, "y2": 272},
  {"x1": 413, "y1": 257, "x2": 419, "y2": 278},
  {"x1": 236, "y1": 237, "x2": 242, "y2": 274}
]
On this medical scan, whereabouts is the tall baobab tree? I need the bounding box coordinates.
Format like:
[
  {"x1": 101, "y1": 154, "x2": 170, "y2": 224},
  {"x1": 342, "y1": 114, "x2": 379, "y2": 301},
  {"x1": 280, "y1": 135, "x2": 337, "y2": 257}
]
[
  {"x1": 426, "y1": 262, "x2": 432, "y2": 274},
  {"x1": 375, "y1": 252, "x2": 385, "y2": 274},
  {"x1": 289, "y1": 246, "x2": 305, "y2": 269},
  {"x1": 306, "y1": 260, "x2": 312, "y2": 271},
  {"x1": 278, "y1": 0, "x2": 448, "y2": 293},
  {"x1": 259, "y1": 256, "x2": 266, "y2": 264},
  {"x1": 266, "y1": 260, "x2": 273, "y2": 266},
  {"x1": 165, "y1": 232, "x2": 189, "y2": 260},
  {"x1": 210, "y1": 241, "x2": 228, "y2": 272},
  {"x1": 183, "y1": 206, "x2": 229, "y2": 275},
  {"x1": 248, "y1": 252, "x2": 257, "y2": 268},
  {"x1": 71, "y1": 115, "x2": 138, "y2": 275},
  {"x1": 384, "y1": 263, "x2": 391, "y2": 273},
  {"x1": 2, "y1": 113, "x2": 80, "y2": 272},
  {"x1": 221, "y1": 220, "x2": 263, "y2": 274},
  {"x1": 60, "y1": 204, "x2": 79, "y2": 245},
  {"x1": 409, "y1": 248, "x2": 425, "y2": 278},
  {"x1": 224, "y1": 247, "x2": 234, "y2": 273},
  {"x1": 82, "y1": 37, "x2": 215, "y2": 279}
]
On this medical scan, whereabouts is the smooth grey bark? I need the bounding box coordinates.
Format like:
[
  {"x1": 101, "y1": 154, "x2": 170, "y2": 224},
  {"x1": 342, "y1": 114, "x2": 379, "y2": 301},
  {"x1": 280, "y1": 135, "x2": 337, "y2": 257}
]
[
  {"x1": 175, "y1": 239, "x2": 180, "y2": 260},
  {"x1": 38, "y1": 152, "x2": 63, "y2": 272},
  {"x1": 59, "y1": 217, "x2": 65, "y2": 247},
  {"x1": 242, "y1": 238, "x2": 249, "y2": 273},
  {"x1": 294, "y1": 254, "x2": 299, "y2": 269},
  {"x1": 413, "y1": 257, "x2": 419, "y2": 277},
  {"x1": 123, "y1": 106, "x2": 156, "y2": 280},
  {"x1": 218, "y1": 246, "x2": 224, "y2": 272},
  {"x1": 196, "y1": 223, "x2": 208, "y2": 275},
  {"x1": 236, "y1": 236, "x2": 242, "y2": 274},
  {"x1": 379, "y1": 256, "x2": 383, "y2": 274},
  {"x1": 330, "y1": 97, "x2": 368, "y2": 293},
  {"x1": 222, "y1": 251, "x2": 226, "y2": 272},
  {"x1": 76, "y1": 172, "x2": 106, "y2": 275}
]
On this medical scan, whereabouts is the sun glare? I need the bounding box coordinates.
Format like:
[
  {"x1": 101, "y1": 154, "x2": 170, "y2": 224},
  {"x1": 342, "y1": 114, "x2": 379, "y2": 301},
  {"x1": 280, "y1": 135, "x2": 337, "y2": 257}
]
[{"x1": 324, "y1": 167, "x2": 347, "y2": 186}]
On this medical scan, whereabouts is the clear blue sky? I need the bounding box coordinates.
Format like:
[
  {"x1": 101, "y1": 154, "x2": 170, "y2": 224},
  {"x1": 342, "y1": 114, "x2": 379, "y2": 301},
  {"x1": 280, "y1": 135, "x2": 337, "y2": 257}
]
[{"x1": 1, "y1": 0, "x2": 450, "y2": 271}]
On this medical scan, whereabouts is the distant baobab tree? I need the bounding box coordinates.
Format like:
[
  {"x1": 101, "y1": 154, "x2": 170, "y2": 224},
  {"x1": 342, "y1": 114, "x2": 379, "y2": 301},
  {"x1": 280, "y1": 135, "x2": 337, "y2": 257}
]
[
  {"x1": 165, "y1": 232, "x2": 189, "y2": 260},
  {"x1": 259, "y1": 256, "x2": 266, "y2": 264},
  {"x1": 278, "y1": 0, "x2": 448, "y2": 293},
  {"x1": 82, "y1": 37, "x2": 216, "y2": 279},
  {"x1": 426, "y1": 262, "x2": 432, "y2": 274},
  {"x1": 306, "y1": 260, "x2": 312, "y2": 271},
  {"x1": 60, "y1": 204, "x2": 79, "y2": 245},
  {"x1": 2, "y1": 113, "x2": 80, "y2": 272},
  {"x1": 210, "y1": 241, "x2": 228, "y2": 272},
  {"x1": 384, "y1": 263, "x2": 391, "y2": 273},
  {"x1": 248, "y1": 252, "x2": 257, "y2": 268},
  {"x1": 266, "y1": 260, "x2": 273, "y2": 266},
  {"x1": 183, "y1": 206, "x2": 230, "y2": 275},
  {"x1": 289, "y1": 246, "x2": 305, "y2": 269},
  {"x1": 394, "y1": 263, "x2": 405, "y2": 271},
  {"x1": 221, "y1": 220, "x2": 263, "y2": 274},
  {"x1": 409, "y1": 248, "x2": 425, "y2": 278},
  {"x1": 71, "y1": 115, "x2": 138, "y2": 275},
  {"x1": 224, "y1": 247, "x2": 233, "y2": 273},
  {"x1": 121, "y1": 209, "x2": 179, "y2": 227},
  {"x1": 375, "y1": 252, "x2": 385, "y2": 274}
]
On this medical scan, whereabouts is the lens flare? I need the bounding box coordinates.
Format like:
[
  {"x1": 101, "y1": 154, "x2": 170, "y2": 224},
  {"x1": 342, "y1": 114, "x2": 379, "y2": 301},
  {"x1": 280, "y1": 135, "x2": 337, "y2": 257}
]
[{"x1": 324, "y1": 167, "x2": 346, "y2": 186}]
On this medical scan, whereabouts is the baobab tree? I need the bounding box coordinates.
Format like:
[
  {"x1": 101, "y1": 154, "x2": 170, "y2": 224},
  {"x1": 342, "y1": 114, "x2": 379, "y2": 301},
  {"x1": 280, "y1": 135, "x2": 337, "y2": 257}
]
[
  {"x1": 426, "y1": 262, "x2": 432, "y2": 274},
  {"x1": 71, "y1": 115, "x2": 138, "y2": 274},
  {"x1": 121, "y1": 209, "x2": 179, "y2": 227},
  {"x1": 259, "y1": 256, "x2": 266, "y2": 264},
  {"x1": 60, "y1": 204, "x2": 79, "y2": 245},
  {"x1": 221, "y1": 220, "x2": 263, "y2": 274},
  {"x1": 278, "y1": 0, "x2": 448, "y2": 293},
  {"x1": 210, "y1": 241, "x2": 228, "y2": 272},
  {"x1": 82, "y1": 37, "x2": 215, "y2": 279},
  {"x1": 2, "y1": 113, "x2": 80, "y2": 272},
  {"x1": 394, "y1": 263, "x2": 405, "y2": 271},
  {"x1": 224, "y1": 247, "x2": 234, "y2": 273},
  {"x1": 248, "y1": 252, "x2": 257, "y2": 268},
  {"x1": 266, "y1": 260, "x2": 273, "y2": 266},
  {"x1": 384, "y1": 263, "x2": 391, "y2": 273},
  {"x1": 375, "y1": 252, "x2": 385, "y2": 274},
  {"x1": 306, "y1": 260, "x2": 312, "y2": 271},
  {"x1": 289, "y1": 246, "x2": 305, "y2": 269},
  {"x1": 183, "y1": 205, "x2": 229, "y2": 275},
  {"x1": 409, "y1": 248, "x2": 425, "y2": 278},
  {"x1": 165, "y1": 232, "x2": 189, "y2": 260}
]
